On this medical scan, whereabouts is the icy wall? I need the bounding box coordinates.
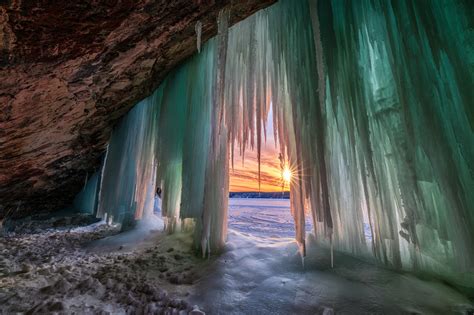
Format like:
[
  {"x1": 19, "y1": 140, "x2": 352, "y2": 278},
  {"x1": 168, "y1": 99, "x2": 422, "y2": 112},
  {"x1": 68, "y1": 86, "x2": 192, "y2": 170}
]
[
  {"x1": 313, "y1": 0, "x2": 474, "y2": 290},
  {"x1": 84, "y1": 17, "x2": 229, "y2": 253},
  {"x1": 76, "y1": 0, "x2": 473, "y2": 289}
]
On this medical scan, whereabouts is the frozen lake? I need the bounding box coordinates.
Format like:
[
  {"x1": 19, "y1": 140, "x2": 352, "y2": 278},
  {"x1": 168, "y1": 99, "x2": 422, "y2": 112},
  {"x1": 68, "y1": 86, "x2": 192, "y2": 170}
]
[
  {"x1": 228, "y1": 197, "x2": 372, "y2": 242},
  {"x1": 228, "y1": 198, "x2": 311, "y2": 239}
]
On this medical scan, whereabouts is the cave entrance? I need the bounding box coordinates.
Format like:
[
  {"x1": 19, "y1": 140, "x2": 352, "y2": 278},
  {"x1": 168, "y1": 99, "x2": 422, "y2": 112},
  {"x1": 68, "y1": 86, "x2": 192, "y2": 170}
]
[{"x1": 227, "y1": 105, "x2": 312, "y2": 241}]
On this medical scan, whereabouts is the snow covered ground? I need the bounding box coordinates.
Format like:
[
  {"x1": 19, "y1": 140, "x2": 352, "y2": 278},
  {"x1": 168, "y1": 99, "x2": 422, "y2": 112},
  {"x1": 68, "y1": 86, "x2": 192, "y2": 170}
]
[
  {"x1": 1, "y1": 199, "x2": 472, "y2": 314},
  {"x1": 189, "y1": 198, "x2": 473, "y2": 314},
  {"x1": 0, "y1": 214, "x2": 204, "y2": 314}
]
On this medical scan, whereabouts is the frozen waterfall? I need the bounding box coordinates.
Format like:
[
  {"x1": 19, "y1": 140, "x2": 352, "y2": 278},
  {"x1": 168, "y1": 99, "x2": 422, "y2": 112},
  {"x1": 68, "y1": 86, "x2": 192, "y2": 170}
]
[{"x1": 75, "y1": 0, "x2": 473, "y2": 291}]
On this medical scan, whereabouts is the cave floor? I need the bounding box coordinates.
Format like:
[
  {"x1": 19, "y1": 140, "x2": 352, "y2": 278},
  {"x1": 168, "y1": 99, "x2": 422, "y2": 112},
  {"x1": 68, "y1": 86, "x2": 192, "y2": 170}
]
[
  {"x1": 1, "y1": 204, "x2": 472, "y2": 315},
  {"x1": 0, "y1": 214, "x2": 206, "y2": 314}
]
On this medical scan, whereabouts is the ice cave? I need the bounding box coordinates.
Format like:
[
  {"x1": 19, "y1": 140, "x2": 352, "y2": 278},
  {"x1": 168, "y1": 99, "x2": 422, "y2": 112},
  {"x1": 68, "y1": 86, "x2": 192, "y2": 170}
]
[{"x1": 0, "y1": 0, "x2": 473, "y2": 314}]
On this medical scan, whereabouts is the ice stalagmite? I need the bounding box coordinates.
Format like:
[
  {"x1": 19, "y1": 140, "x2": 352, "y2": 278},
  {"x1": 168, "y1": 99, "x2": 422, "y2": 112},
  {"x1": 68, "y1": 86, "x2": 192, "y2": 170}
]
[{"x1": 76, "y1": 0, "x2": 473, "y2": 290}]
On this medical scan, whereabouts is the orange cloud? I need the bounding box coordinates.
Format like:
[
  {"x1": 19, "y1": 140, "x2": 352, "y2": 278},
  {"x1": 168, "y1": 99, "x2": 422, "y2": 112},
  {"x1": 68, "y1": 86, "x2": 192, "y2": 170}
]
[{"x1": 229, "y1": 140, "x2": 287, "y2": 192}]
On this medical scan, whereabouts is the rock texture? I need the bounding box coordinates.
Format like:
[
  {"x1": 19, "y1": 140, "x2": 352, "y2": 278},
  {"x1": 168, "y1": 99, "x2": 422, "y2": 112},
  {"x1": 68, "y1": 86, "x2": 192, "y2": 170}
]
[{"x1": 0, "y1": 0, "x2": 275, "y2": 218}]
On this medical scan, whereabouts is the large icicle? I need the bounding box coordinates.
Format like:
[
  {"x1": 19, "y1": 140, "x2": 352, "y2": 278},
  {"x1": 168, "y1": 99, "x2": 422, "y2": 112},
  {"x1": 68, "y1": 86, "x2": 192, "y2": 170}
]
[
  {"x1": 96, "y1": 97, "x2": 159, "y2": 229},
  {"x1": 201, "y1": 9, "x2": 230, "y2": 256}
]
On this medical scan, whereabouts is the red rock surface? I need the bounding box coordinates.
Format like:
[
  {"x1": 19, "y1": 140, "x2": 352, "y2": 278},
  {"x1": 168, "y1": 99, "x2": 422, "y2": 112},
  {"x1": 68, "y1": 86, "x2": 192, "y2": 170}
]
[{"x1": 0, "y1": 0, "x2": 275, "y2": 218}]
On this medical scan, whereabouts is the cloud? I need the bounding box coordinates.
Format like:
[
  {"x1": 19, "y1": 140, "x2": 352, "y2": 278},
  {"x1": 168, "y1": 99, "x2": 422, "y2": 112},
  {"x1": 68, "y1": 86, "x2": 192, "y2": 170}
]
[{"x1": 229, "y1": 140, "x2": 286, "y2": 192}]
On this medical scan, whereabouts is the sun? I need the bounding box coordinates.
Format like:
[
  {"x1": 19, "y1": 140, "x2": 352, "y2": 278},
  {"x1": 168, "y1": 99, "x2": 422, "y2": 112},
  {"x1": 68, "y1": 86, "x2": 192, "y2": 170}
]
[{"x1": 282, "y1": 167, "x2": 292, "y2": 183}]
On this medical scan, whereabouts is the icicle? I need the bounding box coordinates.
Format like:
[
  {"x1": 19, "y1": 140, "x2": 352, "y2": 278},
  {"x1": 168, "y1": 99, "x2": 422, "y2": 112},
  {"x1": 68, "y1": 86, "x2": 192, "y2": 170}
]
[
  {"x1": 200, "y1": 9, "x2": 230, "y2": 254},
  {"x1": 195, "y1": 21, "x2": 202, "y2": 53},
  {"x1": 330, "y1": 233, "x2": 333, "y2": 268},
  {"x1": 216, "y1": 9, "x2": 229, "y2": 133},
  {"x1": 308, "y1": 0, "x2": 325, "y2": 113}
]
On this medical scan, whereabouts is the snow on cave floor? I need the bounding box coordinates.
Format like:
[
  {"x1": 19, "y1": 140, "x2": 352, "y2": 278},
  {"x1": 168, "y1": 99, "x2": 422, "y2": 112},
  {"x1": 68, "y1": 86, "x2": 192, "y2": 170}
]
[
  {"x1": 0, "y1": 214, "x2": 204, "y2": 314},
  {"x1": 0, "y1": 198, "x2": 472, "y2": 314},
  {"x1": 189, "y1": 198, "x2": 473, "y2": 315}
]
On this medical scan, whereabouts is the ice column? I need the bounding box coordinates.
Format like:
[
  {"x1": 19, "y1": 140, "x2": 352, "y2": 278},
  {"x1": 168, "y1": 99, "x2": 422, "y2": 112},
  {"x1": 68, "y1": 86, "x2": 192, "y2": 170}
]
[{"x1": 96, "y1": 95, "x2": 160, "y2": 228}]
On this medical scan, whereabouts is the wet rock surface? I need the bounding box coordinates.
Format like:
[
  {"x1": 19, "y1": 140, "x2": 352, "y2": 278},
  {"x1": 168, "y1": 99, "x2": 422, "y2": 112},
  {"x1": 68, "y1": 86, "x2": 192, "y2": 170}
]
[{"x1": 0, "y1": 214, "x2": 207, "y2": 314}]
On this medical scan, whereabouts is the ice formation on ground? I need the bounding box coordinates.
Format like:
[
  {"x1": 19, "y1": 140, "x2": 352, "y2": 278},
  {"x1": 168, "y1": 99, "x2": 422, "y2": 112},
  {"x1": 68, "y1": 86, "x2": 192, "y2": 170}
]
[
  {"x1": 190, "y1": 198, "x2": 473, "y2": 314},
  {"x1": 75, "y1": 0, "x2": 473, "y2": 291}
]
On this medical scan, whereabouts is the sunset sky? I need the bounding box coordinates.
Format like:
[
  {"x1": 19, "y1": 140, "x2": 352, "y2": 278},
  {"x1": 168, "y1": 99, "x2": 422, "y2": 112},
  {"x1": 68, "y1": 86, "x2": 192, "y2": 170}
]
[{"x1": 229, "y1": 108, "x2": 287, "y2": 192}]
